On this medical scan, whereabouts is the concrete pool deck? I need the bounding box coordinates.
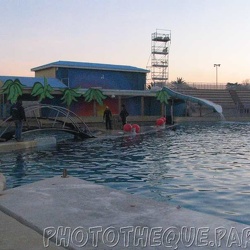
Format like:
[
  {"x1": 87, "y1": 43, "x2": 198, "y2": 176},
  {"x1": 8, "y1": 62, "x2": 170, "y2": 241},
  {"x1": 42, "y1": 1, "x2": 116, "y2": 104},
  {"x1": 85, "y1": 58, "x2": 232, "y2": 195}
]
[{"x1": 0, "y1": 176, "x2": 250, "y2": 250}]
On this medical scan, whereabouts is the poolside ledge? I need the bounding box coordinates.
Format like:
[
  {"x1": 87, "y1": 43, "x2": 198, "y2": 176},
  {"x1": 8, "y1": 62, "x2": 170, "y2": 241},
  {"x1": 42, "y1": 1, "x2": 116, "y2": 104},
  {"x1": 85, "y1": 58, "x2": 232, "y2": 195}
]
[
  {"x1": 0, "y1": 140, "x2": 37, "y2": 153},
  {"x1": 0, "y1": 125, "x2": 175, "y2": 153},
  {"x1": 0, "y1": 173, "x2": 6, "y2": 191},
  {"x1": 0, "y1": 176, "x2": 248, "y2": 249}
]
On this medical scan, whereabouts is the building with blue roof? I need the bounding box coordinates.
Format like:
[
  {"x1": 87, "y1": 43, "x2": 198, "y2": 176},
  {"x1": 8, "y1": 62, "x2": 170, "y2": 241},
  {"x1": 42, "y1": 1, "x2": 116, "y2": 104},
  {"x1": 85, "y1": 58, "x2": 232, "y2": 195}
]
[
  {"x1": 30, "y1": 61, "x2": 161, "y2": 118},
  {"x1": 31, "y1": 61, "x2": 149, "y2": 73},
  {"x1": 31, "y1": 61, "x2": 149, "y2": 90}
]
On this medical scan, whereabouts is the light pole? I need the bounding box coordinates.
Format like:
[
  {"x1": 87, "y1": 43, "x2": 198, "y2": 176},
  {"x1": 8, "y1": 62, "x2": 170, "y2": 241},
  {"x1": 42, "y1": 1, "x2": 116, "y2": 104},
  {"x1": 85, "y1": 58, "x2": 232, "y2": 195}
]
[{"x1": 214, "y1": 64, "x2": 220, "y2": 88}]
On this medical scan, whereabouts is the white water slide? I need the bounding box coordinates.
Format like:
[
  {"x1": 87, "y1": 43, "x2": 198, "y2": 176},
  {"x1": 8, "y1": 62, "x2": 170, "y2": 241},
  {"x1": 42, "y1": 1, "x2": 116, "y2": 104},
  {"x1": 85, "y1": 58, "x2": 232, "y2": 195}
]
[{"x1": 163, "y1": 87, "x2": 223, "y2": 114}]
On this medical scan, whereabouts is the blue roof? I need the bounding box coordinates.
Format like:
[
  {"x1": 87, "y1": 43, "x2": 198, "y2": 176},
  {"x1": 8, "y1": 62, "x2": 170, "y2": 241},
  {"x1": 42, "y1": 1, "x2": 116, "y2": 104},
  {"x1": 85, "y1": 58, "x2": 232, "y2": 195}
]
[
  {"x1": 31, "y1": 61, "x2": 149, "y2": 73},
  {"x1": 0, "y1": 76, "x2": 66, "y2": 88}
]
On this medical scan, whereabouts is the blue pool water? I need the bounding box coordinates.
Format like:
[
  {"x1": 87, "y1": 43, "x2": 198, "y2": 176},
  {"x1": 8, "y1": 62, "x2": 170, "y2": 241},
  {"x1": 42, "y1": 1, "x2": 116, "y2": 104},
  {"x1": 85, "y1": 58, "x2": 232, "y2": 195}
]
[{"x1": 1, "y1": 122, "x2": 250, "y2": 225}]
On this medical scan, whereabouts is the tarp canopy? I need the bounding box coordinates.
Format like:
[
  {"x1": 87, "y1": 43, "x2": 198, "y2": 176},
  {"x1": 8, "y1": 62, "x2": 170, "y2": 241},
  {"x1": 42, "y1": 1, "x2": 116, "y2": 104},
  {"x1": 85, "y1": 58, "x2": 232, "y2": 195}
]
[{"x1": 163, "y1": 87, "x2": 223, "y2": 114}]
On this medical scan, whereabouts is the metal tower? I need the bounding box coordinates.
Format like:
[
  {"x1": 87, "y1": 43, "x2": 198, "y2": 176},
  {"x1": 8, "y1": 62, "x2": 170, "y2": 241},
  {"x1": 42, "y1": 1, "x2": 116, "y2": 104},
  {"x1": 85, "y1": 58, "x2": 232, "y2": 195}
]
[{"x1": 151, "y1": 29, "x2": 171, "y2": 87}]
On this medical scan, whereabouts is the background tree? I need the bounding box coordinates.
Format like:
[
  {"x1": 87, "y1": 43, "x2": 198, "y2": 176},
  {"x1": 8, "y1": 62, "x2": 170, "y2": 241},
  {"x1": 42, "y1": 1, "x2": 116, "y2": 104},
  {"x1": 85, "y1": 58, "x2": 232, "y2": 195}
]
[
  {"x1": 242, "y1": 79, "x2": 250, "y2": 85},
  {"x1": 171, "y1": 77, "x2": 192, "y2": 89},
  {"x1": 147, "y1": 82, "x2": 154, "y2": 90},
  {"x1": 241, "y1": 79, "x2": 250, "y2": 89},
  {"x1": 226, "y1": 81, "x2": 250, "y2": 90}
]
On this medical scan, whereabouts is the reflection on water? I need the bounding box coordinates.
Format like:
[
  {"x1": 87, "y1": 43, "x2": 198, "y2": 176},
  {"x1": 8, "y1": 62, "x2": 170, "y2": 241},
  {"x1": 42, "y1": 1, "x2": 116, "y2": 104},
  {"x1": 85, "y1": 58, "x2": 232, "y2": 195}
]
[
  {"x1": 1, "y1": 122, "x2": 250, "y2": 225},
  {"x1": 12, "y1": 154, "x2": 26, "y2": 186}
]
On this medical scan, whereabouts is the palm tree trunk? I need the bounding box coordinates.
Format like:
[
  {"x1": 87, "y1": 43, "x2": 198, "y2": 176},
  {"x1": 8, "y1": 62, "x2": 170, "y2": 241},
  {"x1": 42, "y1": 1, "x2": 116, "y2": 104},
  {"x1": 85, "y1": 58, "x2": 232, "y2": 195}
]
[
  {"x1": 93, "y1": 100, "x2": 97, "y2": 116},
  {"x1": 161, "y1": 103, "x2": 166, "y2": 116}
]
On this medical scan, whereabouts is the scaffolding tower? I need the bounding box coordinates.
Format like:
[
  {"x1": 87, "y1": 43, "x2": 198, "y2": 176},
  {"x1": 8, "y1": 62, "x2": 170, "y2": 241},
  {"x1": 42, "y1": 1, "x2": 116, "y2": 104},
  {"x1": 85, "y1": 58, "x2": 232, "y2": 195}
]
[{"x1": 151, "y1": 29, "x2": 171, "y2": 87}]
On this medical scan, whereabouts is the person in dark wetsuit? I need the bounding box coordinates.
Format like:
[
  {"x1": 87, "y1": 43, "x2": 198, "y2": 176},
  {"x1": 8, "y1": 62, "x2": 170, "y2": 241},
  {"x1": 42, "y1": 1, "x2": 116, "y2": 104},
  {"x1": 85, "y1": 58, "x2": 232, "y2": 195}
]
[
  {"x1": 10, "y1": 99, "x2": 26, "y2": 142},
  {"x1": 103, "y1": 106, "x2": 112, "y2": 130},
  {"x1": 120, "y1": 104, "x2": 129, "y2": 126}
]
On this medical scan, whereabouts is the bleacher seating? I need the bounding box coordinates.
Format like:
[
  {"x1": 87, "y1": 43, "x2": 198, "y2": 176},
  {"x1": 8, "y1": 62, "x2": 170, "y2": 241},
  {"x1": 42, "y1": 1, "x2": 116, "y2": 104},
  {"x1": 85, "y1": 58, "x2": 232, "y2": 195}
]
[
  {"x1": 234, "y1": 90, "x2": 250, "y2": 114},
  {"x1": 176, "y1": 89, "x2": 237, "y2": 117},
  {"x1": 235, "y1": 90, "x2": 250, "y2": 106}
]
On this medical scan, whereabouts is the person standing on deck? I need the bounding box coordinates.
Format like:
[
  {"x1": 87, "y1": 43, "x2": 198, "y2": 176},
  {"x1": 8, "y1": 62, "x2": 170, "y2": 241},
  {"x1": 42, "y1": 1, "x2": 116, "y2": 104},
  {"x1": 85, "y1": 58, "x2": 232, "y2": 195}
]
[
  {"x1": 120, "y1": 104, "x2": 129, "y2": 126},
  {"x1": 103, "y1": 106, "x2": 112, "y2": 130},
  {"x1": 10, "y1": 99, "x2": 26, "y2": 142}
]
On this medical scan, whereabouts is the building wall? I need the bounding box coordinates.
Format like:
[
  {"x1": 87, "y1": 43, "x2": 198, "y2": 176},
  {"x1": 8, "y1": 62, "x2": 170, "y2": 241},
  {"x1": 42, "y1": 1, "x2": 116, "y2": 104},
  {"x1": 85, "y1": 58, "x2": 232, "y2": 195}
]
[
  {"x1": 119, "y1": 97, "x2": 142, "y2": 116},
  {"x1": 144, "y1": 97, "x2": 161, "y2": 116},
  {"x1": 30, "y1": 65, "x2": 163, "y2": 118},
  {"x1": 34, "y1": 68, "x2": 56, "y2": 78},
  {"x1": 56, "y1": 68, "x2": 146, "y2": 90}
]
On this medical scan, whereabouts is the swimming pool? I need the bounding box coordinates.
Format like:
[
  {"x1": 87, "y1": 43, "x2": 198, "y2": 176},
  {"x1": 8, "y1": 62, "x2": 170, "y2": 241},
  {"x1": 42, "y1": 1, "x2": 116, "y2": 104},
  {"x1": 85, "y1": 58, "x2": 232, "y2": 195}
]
[{"x1": 1, "y1": 122, "x2": 250, "y2": 225}]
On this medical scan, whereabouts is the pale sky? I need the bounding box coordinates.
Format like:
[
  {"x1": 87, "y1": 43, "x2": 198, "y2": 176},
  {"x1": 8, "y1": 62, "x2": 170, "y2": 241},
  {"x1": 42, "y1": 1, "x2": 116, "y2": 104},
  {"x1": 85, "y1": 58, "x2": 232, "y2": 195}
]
[{"x1": 1, "y1": 0, "x2": 250, "y2": 84}]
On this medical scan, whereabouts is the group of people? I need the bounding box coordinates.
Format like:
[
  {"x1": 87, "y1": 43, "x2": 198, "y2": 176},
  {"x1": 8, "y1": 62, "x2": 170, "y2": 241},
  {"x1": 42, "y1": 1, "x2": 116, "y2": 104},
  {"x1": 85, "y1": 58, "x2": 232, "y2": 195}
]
[{"x1": 103, "y1": 104, "x2": 129, "y2": 130}]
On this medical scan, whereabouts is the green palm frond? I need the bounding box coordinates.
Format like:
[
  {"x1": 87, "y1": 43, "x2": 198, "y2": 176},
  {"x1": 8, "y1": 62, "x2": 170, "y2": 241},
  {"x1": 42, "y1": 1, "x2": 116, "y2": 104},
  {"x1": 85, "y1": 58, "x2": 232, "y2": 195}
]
[
  {"x1": 0, "y1": 79, "x2": 24, "y2": 104},
  {"x1": 83, "y1": 88, "x2": 107, "y2": 106},
  {"x1": 31, "y1": 77, "x2": 54, "y2": 102},
  {"x1": 61, "y1": 88, "x2": 81, "y2": 107},
  {"x1": 156, "y1": 89, "x2": 170, "y2": 105}
]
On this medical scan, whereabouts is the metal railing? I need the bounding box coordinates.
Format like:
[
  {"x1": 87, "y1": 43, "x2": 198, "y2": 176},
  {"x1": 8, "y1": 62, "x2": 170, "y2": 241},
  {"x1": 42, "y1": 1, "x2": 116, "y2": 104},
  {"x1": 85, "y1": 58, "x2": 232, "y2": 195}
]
[
  {"x1": 167, "y1": 82, "x2": 227, "y2": 90},
  {"x1": 0, "y1": 104, "x2": 94, "y2": 140},
  {"x1": 0, "y1": 103, "x2": 11, "y2": 119},
  {"x1": 148, "y1": 82, "x2": 228, "y2": 90},
  {"x1": 184, "y1": 82, "x2": 227, "y2": 90}
]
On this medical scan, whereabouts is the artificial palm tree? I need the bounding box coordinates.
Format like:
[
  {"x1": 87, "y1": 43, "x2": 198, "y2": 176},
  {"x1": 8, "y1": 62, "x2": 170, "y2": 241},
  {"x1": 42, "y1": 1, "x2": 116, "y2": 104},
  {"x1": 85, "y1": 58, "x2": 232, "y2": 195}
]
[
  {"x1": 31, "y1": 77, "x2": 54, "y2": 102},
  {"x1": 156, "y1": 89, "x2": 171, "y2": 116},
  {"x1": 61, "y1": 87, "x2": 82, "y2": 107},
  {"x1": 83, "y1": 88, "x2": 107, "y2": 116},
  {"x1": 0, "y1": 79, "x2": 24, "y2": 104}
]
